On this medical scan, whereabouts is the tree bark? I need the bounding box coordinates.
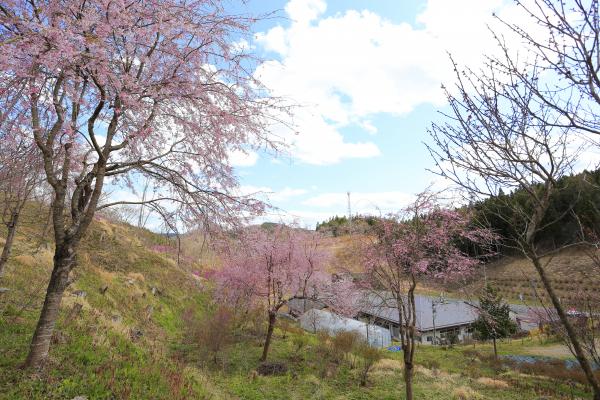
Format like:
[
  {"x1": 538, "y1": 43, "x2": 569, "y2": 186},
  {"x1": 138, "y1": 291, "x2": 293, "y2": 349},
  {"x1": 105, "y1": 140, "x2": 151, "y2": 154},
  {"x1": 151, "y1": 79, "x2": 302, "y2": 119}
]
[
  {"x1": 23, "y1": 243, "x2": 75, "y2": 369},
  {"x1": 532, "y1": 256, "x2": 600, "y2": 399},
  {"x1": 493, "y1": 337, "x2": 497, "y2": 359},
  {"x1": 405, "y1": 282, "x2": 417, "y2": 400},
  {"x1": 404, "y1": 361, "x2": 414, "y2": 400},
  {"x1": 0, "y1": 213, "x2": 19, "y2": 277},
  {"x1": 260, "y1": 312, "x2": 277, "y2": 362}
]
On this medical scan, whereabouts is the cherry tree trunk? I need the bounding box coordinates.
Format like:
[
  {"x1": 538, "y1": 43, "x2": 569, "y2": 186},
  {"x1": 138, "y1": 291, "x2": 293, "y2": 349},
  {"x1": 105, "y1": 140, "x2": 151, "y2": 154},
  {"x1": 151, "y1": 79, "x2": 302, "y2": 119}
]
[
  {"x1": 532, "y1": 257, "x2": 600, "y2": 399},
  {"x1": 261, "y1": 312, "x2": 277, "y2": 362},
  {"x1": 24, "y1": 242, "x2": 75, "y2": 369},
  {"x1": 0, "y1": 214, "x2": 19, "y2": 277},
  {"x1": 403, "y1": 361, "x2": 414, "y2": 400}
]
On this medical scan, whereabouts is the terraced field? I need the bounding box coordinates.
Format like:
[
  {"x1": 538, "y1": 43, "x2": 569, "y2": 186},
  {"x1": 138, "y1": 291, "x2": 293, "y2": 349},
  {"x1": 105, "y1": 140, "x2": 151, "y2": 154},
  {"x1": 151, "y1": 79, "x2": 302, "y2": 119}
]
[{"x1": 481, "y1": 249, "x2": 600, "y2": 304}]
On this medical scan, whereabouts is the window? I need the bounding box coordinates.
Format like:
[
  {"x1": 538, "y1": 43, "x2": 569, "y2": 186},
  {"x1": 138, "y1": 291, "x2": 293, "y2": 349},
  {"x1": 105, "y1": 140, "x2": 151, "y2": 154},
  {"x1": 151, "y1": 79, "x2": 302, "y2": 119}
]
[{"x1": 427, "y1": 336, "x2": 432, "y2": 342}]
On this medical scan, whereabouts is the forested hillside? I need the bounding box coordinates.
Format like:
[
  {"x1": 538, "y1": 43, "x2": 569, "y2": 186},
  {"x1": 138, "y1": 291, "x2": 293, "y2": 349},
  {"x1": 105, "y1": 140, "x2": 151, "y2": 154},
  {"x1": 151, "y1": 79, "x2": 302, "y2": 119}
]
[{"x1": 318, "y1": 168, "x2": 600, "y2": 254}]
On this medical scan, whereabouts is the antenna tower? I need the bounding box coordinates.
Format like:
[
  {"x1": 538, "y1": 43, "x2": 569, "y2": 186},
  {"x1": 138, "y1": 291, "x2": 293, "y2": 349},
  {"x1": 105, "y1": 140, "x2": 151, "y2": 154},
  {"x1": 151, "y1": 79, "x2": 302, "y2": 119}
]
[{"x1": 347, "y1": 191, "x2": 352, "y2": 221}]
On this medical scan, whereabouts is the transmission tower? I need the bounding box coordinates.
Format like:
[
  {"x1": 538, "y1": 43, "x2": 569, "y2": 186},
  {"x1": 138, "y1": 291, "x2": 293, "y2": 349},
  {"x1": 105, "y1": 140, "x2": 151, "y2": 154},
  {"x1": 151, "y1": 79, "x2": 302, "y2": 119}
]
[{"x1": 347, "y1": 191, "x2": 352, "y2": 222}]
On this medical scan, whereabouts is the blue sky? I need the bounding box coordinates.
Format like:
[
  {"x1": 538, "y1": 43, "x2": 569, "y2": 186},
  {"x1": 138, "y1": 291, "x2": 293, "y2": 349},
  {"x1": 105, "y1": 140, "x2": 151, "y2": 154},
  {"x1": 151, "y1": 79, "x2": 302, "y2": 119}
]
[
  {"x1": 219, "y1": 0, "x2": 537, "y2": 228},
  {"x1": 220, "y1": 0, "x2": 531, "y2": 228}
]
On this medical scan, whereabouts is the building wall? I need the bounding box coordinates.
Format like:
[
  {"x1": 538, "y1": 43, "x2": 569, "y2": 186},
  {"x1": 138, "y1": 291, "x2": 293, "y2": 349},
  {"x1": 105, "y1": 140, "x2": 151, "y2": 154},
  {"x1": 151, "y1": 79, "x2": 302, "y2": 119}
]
[
  {"x1": 358, "y1": 311, "x2": 476, "y2": 345},
  {"x1": 418, "y1": 324, "x2": 473, "y2": 345}
]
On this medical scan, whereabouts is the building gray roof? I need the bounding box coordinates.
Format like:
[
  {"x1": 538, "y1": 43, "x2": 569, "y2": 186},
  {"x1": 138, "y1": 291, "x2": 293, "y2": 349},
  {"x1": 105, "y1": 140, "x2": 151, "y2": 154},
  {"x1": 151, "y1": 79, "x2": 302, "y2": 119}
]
[
  {"x1": 360, "y1": 292, "x2": 478, "y2": 332},
  {"x1": 287, "y1": 297, "x2": 326, "y2": 315},
  {"x1": 360, "y1": 292, "x2": 547, "y2": 332}
]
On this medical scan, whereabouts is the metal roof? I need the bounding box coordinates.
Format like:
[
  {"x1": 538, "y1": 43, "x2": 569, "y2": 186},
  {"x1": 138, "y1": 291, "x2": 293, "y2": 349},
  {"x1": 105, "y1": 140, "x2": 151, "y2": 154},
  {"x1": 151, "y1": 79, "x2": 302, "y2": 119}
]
[
  {"x1": 287, "y1": 297, "x2": 325, "y2": 314},
  {"x1": 360, "y1": 292, "x2": 547, "y2": 332},
  {"x1": 360, "y1": 292, "x2": 478, "y2": 332}
]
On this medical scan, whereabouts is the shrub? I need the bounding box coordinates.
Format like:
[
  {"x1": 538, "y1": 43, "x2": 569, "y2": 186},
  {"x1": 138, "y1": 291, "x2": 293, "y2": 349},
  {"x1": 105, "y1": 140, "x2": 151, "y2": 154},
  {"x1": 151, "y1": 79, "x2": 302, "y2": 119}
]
[
  {"x1": 279, "y1": 320, "x2": 293, "y2": 339},
  {"x1": 185, "y1": 305, "x2": 234, "y2": 365},
  {"x1": 355, "y1": 343, "x2": 382, "y2": 386},
  {"x1": 331, "y1": 331, "x2": 361, "y2": 366},
  {"x1": 422, "y1": 359, "x2": 440, "y2": 371},
  {"x1": 502, "y1": 357, "x2": 600, "y2": 386},
  {"x1": 256, "y1": 362, "x2": 288, "y2": 376},
  {"x1": 233, "y1": 306, "x2": 266, "y2": 340},
  {"x1": 315, "y1": 330, "x2": 333, "y2": 358},
  {"x1": 291, "y1": 333, "x2": 310, "y2": 355},
  {"x1": 279, "y1": 320, "x2": 303, "y2": 339}
]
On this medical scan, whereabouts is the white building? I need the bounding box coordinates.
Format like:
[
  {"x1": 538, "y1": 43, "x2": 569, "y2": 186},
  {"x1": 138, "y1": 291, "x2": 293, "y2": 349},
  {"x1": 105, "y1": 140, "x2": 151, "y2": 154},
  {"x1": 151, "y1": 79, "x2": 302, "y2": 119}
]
[{"x1": 299, "y1": 308, "x2": 392, "y2": 348}]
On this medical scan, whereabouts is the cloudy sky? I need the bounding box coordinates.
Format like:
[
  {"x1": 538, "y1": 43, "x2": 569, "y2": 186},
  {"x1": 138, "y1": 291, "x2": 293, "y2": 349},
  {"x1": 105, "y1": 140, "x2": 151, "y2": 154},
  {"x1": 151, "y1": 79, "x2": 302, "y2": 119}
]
[{"x1": 221, "y1": 0, "x2": 591, "y2": 228}]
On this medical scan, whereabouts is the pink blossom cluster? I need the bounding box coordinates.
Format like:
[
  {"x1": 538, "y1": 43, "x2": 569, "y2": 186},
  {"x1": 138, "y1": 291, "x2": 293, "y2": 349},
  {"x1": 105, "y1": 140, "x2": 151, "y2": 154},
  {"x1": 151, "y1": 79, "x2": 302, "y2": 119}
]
[
  {"x1": 211, "y1": 226, "x2": 356, "y2": 316},
  {"x1": 0, "y1": 0, "x2": 285, "y2": 228},
  {"x1": 366, "y1": 196, "x2": 497, "y2": 283}
]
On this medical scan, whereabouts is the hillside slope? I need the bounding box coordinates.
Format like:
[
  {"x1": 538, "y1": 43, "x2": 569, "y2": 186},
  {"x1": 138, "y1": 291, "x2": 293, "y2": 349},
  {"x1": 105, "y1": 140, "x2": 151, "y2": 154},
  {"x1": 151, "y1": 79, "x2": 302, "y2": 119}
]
[
  {"x1": 0, "y1": 211, "x2": 594, "y2": 399},
  {"x1": 0, "y1": 212, "x2": 226, "y2": 399},
  {"x1": 322, "y1": 233, "x2": 600, "y2": 312},
  {"x1": 462, "y1": 248, "x2": 600, "y2": 305}
]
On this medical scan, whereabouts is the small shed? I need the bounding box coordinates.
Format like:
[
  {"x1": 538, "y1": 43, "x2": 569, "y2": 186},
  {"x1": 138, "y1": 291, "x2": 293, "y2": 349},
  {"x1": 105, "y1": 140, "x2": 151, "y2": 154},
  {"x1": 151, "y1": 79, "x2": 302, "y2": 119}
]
[{"x1": 299, "y1": 309, "x2": 391, "y2": 348}]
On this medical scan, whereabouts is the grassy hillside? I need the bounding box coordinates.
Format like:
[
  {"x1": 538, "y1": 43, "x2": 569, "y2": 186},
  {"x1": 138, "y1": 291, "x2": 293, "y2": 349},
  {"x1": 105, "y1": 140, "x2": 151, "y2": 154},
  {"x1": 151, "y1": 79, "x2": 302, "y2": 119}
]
[
  {"x1": 0, "y1": 211, "x2": 222, "y2": 399},
  {"x1": 0, "y1": 210, "x2": 596, "y2": 399}
]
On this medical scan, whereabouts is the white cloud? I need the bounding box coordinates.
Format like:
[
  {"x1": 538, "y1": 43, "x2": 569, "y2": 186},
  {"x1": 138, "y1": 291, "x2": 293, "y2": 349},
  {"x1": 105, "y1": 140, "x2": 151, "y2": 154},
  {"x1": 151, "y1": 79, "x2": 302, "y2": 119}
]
[
  {"x1": 275, "y1": 107, "x2": 381, "y2": 164},
  {"x1": 303, "y1": 191, "x2": 414, "y2": 215},
  {"x1": 254, "y1": 209, "x2": 334, "y2": 229},
  {"x1": 251, "y1": 190, "x2": 415, "y2": 228},
  {"x1": 359, "y1": 120, "x2": 378, "y2": 135},
  {"x1": 285, "y1": 0, "x2": 327, "y2": 25},
  {"x1": 569, "y1": 133, "x2": 600, "y2": 172},
  {"x1": 255, "y1": 0, "x2": 524, "y2": 165},
  {"x1": 228, "y1": 149, "x2": 259, "y2": 167},
  {"x1": 273, "y1": 187, "x2": 308, "y2": 202},
  {"x1": 238, "y1": 185, "x2": 308, "y2": 203}
]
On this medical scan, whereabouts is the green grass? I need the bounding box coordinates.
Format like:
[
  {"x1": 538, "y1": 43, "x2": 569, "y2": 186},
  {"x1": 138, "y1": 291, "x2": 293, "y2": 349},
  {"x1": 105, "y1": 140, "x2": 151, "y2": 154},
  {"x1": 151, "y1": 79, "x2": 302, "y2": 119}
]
[{"x1": 0, "y1": 215, "x2": 595, "y2": 399}]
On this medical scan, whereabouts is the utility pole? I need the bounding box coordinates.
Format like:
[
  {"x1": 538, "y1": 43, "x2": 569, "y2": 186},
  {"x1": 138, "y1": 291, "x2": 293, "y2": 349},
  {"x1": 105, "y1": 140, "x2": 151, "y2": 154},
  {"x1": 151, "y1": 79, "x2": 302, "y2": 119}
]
[
  {"x1": 347, "y1": 191, "x2": 352, "y2": 220},
  {"x1": 347, "y1": 191, "x2": 352, "y2": 230},
  {"x1": 432, "y1": 301, "x2": 437, "y2": 345},
  {"x1": 431, "y1": 294, "x2": 447, "y2": 345}
]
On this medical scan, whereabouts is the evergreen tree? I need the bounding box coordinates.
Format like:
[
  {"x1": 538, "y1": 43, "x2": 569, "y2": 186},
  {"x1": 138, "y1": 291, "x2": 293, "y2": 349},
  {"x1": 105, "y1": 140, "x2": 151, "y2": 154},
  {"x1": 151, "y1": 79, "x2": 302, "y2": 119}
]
[{"x1": 472, "y1": 284, "x2": 518, "y2": 358}]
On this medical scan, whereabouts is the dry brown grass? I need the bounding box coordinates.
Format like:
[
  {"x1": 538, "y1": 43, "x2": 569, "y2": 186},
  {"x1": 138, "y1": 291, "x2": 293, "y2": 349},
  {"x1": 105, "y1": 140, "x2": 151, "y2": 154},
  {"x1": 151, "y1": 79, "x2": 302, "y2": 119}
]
[
  {"x1": 94, "y1": 266, "x2": 117, "y2": 283},
  {"x1": 442, "y1": 246, "x2": 600, "y2": 302},
  {"x1": 126, "y1": 272, "x2": 146, "y2": 282},
  {"x1": 415, "y1": 365, "x2": 434, "y2": 378},
  {"x1": 13, "y1": 248, "x2": 53, "y2": 269},
  {"x1": 451, "y1": 386, "x2": 483, "y2": 400},
  {"x1": 13, "y1": 254, "x2": 38, "y2": 268},
  {"x1": 476, "y1": 377, "x2": 509, "y2": 389},
  {"x1": 371, "y1": 358, "x2": 403, "y2": 377}
]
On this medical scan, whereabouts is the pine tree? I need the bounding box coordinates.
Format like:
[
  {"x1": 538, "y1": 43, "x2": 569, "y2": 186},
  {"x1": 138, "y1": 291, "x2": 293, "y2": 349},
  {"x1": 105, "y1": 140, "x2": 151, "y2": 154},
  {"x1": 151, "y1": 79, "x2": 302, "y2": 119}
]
[{"x1": 472, "y1": 284, "x2": 518, "y2": 358}]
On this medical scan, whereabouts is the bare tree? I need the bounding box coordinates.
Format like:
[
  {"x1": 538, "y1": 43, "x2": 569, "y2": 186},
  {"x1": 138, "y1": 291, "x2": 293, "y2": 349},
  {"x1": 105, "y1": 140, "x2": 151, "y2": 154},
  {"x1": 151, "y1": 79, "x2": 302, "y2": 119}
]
[
  {"x1": 575, "y1": 243, "x2": 600, "y2": 368},
  {"x1": 428, "y1": 55, "x2": 600, "y2": 398},
  {"x1": 496, "y1": 0, "x2": 600, "y2": 136},
  {"x1": 0, "y1": 137, "x2": 42, "y2": 277}
]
